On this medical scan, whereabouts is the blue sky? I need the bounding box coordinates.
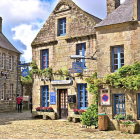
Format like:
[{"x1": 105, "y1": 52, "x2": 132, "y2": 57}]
[{"x1": 0, "y1": 0, "x2": 125, "y2": 62}]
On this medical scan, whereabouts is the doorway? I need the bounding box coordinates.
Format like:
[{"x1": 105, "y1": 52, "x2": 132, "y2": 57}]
[{"x1": 59, "y1": 89, "x2": 68, "y2": 119}]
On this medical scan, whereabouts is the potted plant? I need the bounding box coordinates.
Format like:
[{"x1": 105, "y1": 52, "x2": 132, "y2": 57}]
[
  {"x1": 114, "y1": 114, "x2": 126, "y2": 131},
  {"x1": 44, "y1": 107, "x2": 49, "y2": 112},
  {"x1": 48, "y1": 107, "x2": 54, "y2": 112},
  {"x1": 73, "y1": 109, "x2": 79, "y2": 114},
  {"x1": 40, "y1": 107, "x2": 44, "y2": 112},
  {"x1": 120, "y1": 119, "x2": 139, "y2": 134},
  {"x1": 78, "y1": 109, "x2": 85, "y2": 115},
  {"x1": 35, "y1": 107, "x2": 41, "y2": 111}
]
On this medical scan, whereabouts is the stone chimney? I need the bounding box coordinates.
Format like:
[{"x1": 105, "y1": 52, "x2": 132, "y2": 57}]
[
  {"x1": 0, "y1": 17, "x2": 2, "y2": 32},
  {"x1": 107, "y1": 0, "x2": 120, "y2": 15}
]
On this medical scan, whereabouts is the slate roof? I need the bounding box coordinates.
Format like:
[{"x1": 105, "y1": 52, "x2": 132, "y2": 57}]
[
  {"x1": 95, "y1": 0, "x2": 133, "y2": 28},
  {"x1": 0, "y1": 32, "x2": 21, "y2": 53},
  {"x1": 84, "y1": 11, "x2": 102, "y2": 23}
]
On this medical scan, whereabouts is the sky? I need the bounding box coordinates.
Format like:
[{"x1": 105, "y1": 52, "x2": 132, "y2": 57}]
[{"x1": 0, "y1": 0, "x2": 126, "y2": 62}]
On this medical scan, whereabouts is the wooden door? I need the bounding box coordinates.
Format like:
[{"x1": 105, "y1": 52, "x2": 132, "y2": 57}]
[{"x1": 59, "y1": 89, "x2": 68, "y2": 119}]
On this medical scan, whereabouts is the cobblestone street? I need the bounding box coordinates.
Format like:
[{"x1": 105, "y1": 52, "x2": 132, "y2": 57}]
[{"x1": 0, "y1": 110, "x2": 140, "y2": 139}]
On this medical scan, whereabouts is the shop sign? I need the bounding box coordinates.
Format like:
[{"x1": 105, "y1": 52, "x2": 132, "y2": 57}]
[
  {"x1": 51, "y1": 80, "x2": 72, "y2": 85},
  {"x1": 100, "y1": 89, "x2": 110, "y2": 105},
  {"x1": 50, "y1": 92, "x2": 56, "y2": 105},
  {"x1": 22, "y1": 69, "x2": 29, "y2": 77},
  {"x1": 69, "y1": 62, "x2": 83, "y2": 73},
  {"x1": 18, "y1": 63, "x2": 30, "y2": 67}
]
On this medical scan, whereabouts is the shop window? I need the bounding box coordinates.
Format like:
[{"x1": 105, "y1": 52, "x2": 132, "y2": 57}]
[
  {"x1": 112, "y1": 46, "x2": 124, "y2": 72},
  {"x1": 59, "y1": 18, "x2": 66, "y2": 36},
  {"x1": 9, "y1": 55, "x2": 12, "y2": 70},
  {"x1": 2, "y1": 53, "x2": 4, "y2": 69},
  {"x1": 1, "y1": 84, "x2": 5, "y2": 100},
  {"x1": 42, "y1": 49, "x2": 49, "y2": 70},
  {"x1": 78, "y1": 84, "x2": 88, "y2": 109},
  {"x1": 114, "y1": 94, "x2": 125, "y2": 116},
  {"x1": 76, "y1": 43, "x2": 86, "y2": 69},
  {"x1": 9, "y1": 84, "x2": 13, "y2": 100},
  {"x1": 42, "y1": 86, "x2": 49, "y2": 107}
]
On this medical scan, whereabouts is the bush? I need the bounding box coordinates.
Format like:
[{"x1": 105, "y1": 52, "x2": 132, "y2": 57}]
[{"x1": 80, "y1": 104, "x2": 98, "y2": 126}]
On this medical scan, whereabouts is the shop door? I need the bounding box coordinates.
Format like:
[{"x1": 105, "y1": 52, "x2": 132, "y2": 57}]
[{"x1": 59, "y1": 89, "x2": 68, "y2": 119}]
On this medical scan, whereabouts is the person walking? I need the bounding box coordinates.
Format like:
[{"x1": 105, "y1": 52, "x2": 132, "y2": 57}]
[
  {"x1": 30, "y1": 96, "x2": 32, "y2": 113},
  {"x1": 16, "y1": 94, "x2": 23, "y2": 113}
]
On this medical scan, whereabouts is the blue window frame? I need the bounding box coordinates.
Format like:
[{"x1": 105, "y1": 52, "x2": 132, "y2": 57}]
[
  {"x1": 42, "y1": 49, "x2": 49, "y2": 70},
  {"x1": 42, "y1": 86, "x2": 49, "y2": 107},
  {"x1": 59, "y1": 18, "x2": 66, "y2": 36},
  {"x1": 78, "y1": 84, "x2": 88, "y2": 109},
  {"x1": 112, "y1": 46, "x2": 124, "y2": 72},
  {"x1": 114, "y1": 94, "x2": 125, "y2": 116},
  {"x1": 76, "y1": 43, "x2": 86, "y2": 69}
]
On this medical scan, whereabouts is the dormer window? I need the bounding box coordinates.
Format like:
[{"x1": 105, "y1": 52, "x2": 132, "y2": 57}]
[{"x1": 59, "y1": 18, "x2": 66, "y2": 36}]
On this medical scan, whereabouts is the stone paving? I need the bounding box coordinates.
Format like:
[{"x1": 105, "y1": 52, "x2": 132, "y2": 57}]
[{"x1": 0, "y1": 110, "x2": 140, "y2": 139}]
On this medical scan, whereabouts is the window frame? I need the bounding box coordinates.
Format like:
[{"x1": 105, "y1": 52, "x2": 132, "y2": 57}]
[
  {"x1": 112, "y1": 46, "x2": 124, "y2": 72},
  {"x1": 78, "y1": 83, "x2": 88, "y2": 109},
  {"x1": 42, "y1": 86, "x2": 49, "y2": 107},
  {"x1": 76, "y1": 43, "x2": 86, "y2": 69},
  {"x1": 9, "y1": 84, "x2": 13, "y2": 100},
  {"x1": 1, "y1": 84, "x2": 4, "y2": 100},
  {"x1": 9, "y1": 55, "x2": 12, "y2": 70},
  {"x1": 2, "y1": 53, "x2": 4, "y2": 69},
  {"x1": 42, "y1": 49, "x2": 49, "y2": 70},
  {"x1": 59, "y1": 18, "x2": 66, "y2": 36},
  {"x1": 114, "y1": 94, "x2": 125, "y2": 116}
]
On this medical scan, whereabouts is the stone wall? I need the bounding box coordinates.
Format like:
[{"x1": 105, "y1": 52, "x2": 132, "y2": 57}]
[{"x1": 0, "y1": 48, "x2": 21, "y2": 112}]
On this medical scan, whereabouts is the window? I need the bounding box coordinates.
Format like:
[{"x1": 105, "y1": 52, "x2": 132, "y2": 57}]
[
  {"x1": 114, "y1": 94, "x2": 125, "y2": 116},
  {"x1": 112, "y1": 46, "x2": 124, "y2": 72},
  {"x1": 76, "y1": 43, "x2": 86, "y2": 69},
  {"x1": 2, "y1": 53, "x2": 4, "y2": 69},
  {"x1": 9, "y1": 84, "x2": 13, "y2": 100},
  {"x1": 42, "y1": 49, "x2": 49, "y2": 70},
  {"x1": 1, "y1": 84, "x2": 5, "y2": 100},
  {"x1": 78, "y1": 84, "x2": 88, "y2": 109},
  {"x1": 9, "y1": 55, "x2": 12, "y2": 70},
  {"x1": 59, "y1": 18, "x2": 66, "y2": 36},
  {"x1": 42, "y1": 86, "x2": 49, "y2": 107}
]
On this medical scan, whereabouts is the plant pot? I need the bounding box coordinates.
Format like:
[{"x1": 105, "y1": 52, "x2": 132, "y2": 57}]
[
  {"x1": 120, "y1": 123, "x2": 139, "y2": 134},
  {"x1": 74, "y1": 112, "x2": 79, "y2": 114}
]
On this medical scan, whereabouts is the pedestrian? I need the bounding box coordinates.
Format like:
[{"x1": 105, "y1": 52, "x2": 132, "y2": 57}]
[
  {"x1": 30, "y1": 96, "x2": 32, "y2": 113},
  {"x1": 16, "y1": 94, "x2": 23, "y2": 113}
]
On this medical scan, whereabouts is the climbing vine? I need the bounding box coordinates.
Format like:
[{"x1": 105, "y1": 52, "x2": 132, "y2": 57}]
[{"x1": 85, "y1": 62, "x2": 140, "y2": 104}]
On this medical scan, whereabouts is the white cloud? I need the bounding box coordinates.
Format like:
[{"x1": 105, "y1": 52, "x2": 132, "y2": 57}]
[{"x1": 12, "y1": 22, "x2": 44, "y2": 62}]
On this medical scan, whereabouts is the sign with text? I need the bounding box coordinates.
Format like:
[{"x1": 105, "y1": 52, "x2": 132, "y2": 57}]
[
  {"x1": 51, "y1": 80, "x2": 72, "y2": 85},
  {"x1": 18, "y1": 63, "x2": 30, "y2": 67},
  {"x1": 50, "y1": 92, "x2": 56, "y2": 105},
  {"x1": 69, "y1": 62, "x2": 83, "y2": 73},
  {"x1": 100, "y1": 89, "x2": 110, "y2": 105},
  {"x1": 22, "y1": 69, "x2": 29, "y2": 77}
]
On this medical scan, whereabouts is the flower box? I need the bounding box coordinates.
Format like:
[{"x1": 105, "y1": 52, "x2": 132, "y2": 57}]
[{"x1": 120, "y1": 123, "x2": 139, "y2": 134}]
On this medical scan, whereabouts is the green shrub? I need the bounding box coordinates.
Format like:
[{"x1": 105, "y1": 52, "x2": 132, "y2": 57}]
[{"x1": 80, "y1": 104, "x2": 98, "y2": 126}]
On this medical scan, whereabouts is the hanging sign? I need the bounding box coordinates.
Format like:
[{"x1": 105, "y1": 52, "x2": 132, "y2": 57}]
[
  {"x1": 69, "y1": 62, "x2": 83, "y2": 73},
  {"x1": 22, "y1": 69, "x2": 29, "y2": 77},
  {"x1": 100, "y1": 89, "x2": 110, "y2": 105},
  {"x1": 50, "y1": 92, "x2": 56, "y2": 105}
]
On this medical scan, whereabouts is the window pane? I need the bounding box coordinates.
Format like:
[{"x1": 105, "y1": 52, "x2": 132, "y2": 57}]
[
  {"x1": 85, "y1": 97, "x2": 88, "y2": 101},
  {"x1": 64, "y1": 29, "x2": 66, "y2": 33},
  {"x1": 60, "y1": 20, "x2": 63, "y2": 24},
  {"x1": 60, "y1": 30, "x2": 63, "y2": 34},
  {"x1": 80, "y1": 102, "x2": 83, "y2": 107},
  {"x1": 43, "y1": 51, "x2": 45, "y2": 55},
  {"x1": 115, "y1": 96, "x2": 118, "y2": 99},
  {"x1": 121, "y1": 59, "x2": 124, "y2": 63},
  {"x1": 43, "y1": 62, "x2": 46, "y2": 66},
  {"x1": 120, "y1": 53, "x2": 124, "y2": 58},
  {"x1": 114, "y1": 65, "x2": 118, "y2": 70},
  {"x1": 60, "y1": 24, "x2": 63, "y2": 30},
  {"x1": 79, "y1": 45, "x2": 82, "y2": 51},
  {"x1": 114, "y1": 59, "x2": 118, "y2": 64},
  {"x1": 114, "y1": 54, "x2": 118, "y2": 58},
  {"x1": 80, "y1": 97, "x2": 83, "y2": 101},
  {"x1": 116, "y1": 104, "x2": 119, "y2": 108},
  {"x1": 43, "y1": 56, "x2": 46, "y2": 61},
  {"x1": 85, "y1": 91, "x2": 88, "y2": 96},
  {"x1": 80, "y1": 91, "x2": 83, "y2": 97},
  {"x1": 120, "y1": 47, "x2": 124, "y2": 52},
  {"x1": 114, "y1": 48, "x2": 118, "y2": 53},
  {"x1": 47, "y1": 61, "x2": 49, "y2": 66},
  {"x1": 85, "y1": 102, "x2": 88, "y2": 107},
  {"x1": 80, "y1": 85, "x2": 83, "y2": 90}
]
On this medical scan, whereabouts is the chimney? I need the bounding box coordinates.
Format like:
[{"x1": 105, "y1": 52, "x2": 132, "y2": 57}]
[
  {"x1": 107, "y1": 0, "x2": 120, "y2": 15},
  {"x1": 0, "y1": 17, "x2": 2, "y2": 32}
]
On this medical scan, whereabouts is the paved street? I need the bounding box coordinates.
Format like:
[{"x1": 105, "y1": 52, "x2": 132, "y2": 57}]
[{"x1": 0, "y1": 110, "x2": 140, "y2": 139}]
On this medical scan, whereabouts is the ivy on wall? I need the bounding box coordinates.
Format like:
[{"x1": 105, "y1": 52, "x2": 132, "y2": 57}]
[{"x1": 85, "y1": 62, "x2": 140, "y2": 104}]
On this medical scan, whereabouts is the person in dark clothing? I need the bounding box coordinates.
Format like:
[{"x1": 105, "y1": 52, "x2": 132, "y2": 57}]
[
  {"x1": 30, "y1": 97, "x2": 32, "y2": 113},
  {"x1": 16, "y1": 94, "x2": 23, "y2": 113}
]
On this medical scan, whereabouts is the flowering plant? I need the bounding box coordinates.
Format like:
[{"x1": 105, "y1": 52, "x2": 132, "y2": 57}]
[
  {"x1": 73, "y1": 109, "x2": 79, "y2": 113},
  {"x1": 121, "y1": 119, "x2": 137, "y2": 124},
  {"x1": 114, "y1": 114, "x2": 125, "y2": 121},
  {"x1": 48, "y1": 107, "x2": 54, "y2": 112},
  {"x1": 44, "y1": 107, "x2": 49, "y2": 111},
  {"x1": 78, "y1": 109, "x2": 85, "y2": 114},
  {"x1": 35, "y1": 107, "x2": 41, "y2": 111}
]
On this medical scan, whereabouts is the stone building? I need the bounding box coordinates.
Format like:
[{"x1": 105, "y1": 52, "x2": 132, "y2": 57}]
[
  {"x1": 31, "y1": 0, "x2": 101, "y2": 119},
  {"x1": 0, "y1": 17, "x2": 21, "y2": 112},
  {"x1": 95, "y1": 0, "x2": 140, "y2": 130}
]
